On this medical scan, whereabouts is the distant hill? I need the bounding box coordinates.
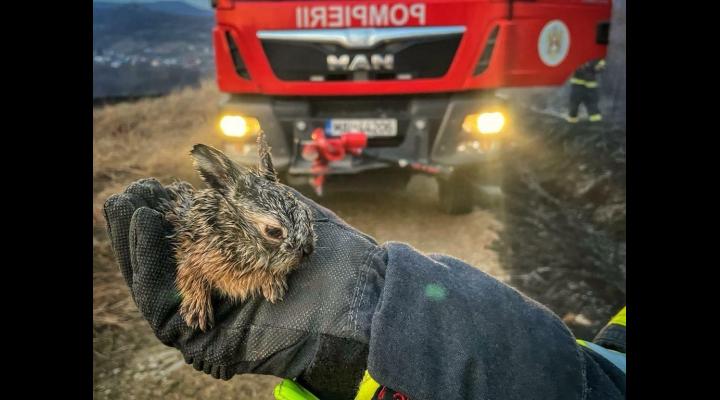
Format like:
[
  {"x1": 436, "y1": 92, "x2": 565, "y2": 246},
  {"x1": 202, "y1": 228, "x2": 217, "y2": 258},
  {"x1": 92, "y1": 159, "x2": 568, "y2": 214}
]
[
  {"x1": 93, "y1": 1, "x2": 215, "y2": 99},
  {"x1": 93, "y1": 3, "x2": 213, "y2": 48},
  {"x1": 94, "y1": 1, "x2": 212, "y2": 17},
  {"x1": 143, "y1": 1, "x2": 213, "y2": 16},
  {"x1": 93, "y1": 2, "x2": 119, "y2": 11}
]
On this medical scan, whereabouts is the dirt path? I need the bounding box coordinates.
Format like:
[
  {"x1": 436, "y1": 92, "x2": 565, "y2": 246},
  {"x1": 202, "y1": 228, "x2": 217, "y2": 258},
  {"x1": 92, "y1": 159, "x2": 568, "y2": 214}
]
[{"x1": 313, "y1": 177, "x2": 504, "y2": 276}]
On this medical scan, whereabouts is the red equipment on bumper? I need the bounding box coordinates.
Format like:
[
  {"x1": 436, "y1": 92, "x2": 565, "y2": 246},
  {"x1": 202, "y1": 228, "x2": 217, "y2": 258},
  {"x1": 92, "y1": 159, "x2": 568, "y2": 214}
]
[{"x1": 302, "y1": 128, "x2": 368, "y2": 195}]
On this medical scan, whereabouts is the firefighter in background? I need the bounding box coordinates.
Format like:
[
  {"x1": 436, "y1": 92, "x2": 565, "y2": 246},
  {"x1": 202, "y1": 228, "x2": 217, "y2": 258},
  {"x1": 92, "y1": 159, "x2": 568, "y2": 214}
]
[{"x1": 567, "y1": 58, "x2": 606, "y2": 123}]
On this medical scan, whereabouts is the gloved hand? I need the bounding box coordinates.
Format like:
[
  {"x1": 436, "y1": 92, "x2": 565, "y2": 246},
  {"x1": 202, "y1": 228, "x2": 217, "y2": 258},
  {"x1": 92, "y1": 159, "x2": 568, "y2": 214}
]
[{"x1": 103, "y1": 178, "x2": 388, "y2": 400}]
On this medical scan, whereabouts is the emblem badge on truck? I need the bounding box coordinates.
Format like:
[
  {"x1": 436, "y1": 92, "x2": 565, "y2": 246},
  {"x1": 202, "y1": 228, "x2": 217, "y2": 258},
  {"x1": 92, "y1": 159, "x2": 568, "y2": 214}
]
[{"x1": 538, "y1": 20, "x2": 570, "y2": 67}]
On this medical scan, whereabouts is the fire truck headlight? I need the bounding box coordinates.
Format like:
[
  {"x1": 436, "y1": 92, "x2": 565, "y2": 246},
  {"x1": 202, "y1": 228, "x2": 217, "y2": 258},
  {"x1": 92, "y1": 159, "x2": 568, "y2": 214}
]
[
  {"x1": 219, "y1": 115, "x2": 261, "y2": 138},
  {"x1": 463, "y1": 112, "x2": 506, "y2": 135}
]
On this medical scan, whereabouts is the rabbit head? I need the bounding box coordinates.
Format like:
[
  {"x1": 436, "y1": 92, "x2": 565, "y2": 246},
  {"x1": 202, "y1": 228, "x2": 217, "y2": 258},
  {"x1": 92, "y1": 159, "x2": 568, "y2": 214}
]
[{"x1": 166, "y1": 133, "x2": 316, "y2": 330}]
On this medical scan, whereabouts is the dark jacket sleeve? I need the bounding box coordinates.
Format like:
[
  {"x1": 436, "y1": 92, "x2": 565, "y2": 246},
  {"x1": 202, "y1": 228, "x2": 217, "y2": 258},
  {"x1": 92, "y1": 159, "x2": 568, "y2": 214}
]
[
  {"x1": 366, "y1": 242, "x2": 624, "y2": 400},
  {"x1": 573, "y1": 59, "x2": 602, "y2": 82}
]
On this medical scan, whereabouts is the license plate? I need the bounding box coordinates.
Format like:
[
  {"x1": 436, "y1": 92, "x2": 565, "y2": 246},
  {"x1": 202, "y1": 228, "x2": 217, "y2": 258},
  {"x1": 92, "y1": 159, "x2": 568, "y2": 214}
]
[{"x1": 326, "y1": 118, "x2": 398, "y2": 137}]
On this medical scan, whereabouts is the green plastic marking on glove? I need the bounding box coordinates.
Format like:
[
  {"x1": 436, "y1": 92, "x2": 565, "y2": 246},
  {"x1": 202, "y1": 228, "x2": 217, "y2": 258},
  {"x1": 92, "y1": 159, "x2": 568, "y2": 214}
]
[
  {"x1": 274, "y1": 379, "x2": 320, "y2": 400},
  {"x1": 425, "y1": 283, "x2": 447, "y2": 301}
]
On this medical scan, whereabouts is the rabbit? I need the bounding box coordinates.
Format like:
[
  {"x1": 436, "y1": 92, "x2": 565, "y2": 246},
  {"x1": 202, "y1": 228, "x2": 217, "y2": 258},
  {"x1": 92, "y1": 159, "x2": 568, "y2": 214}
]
[{"x1": 158, "y1": 133, "x2": 316, "y2": 331}]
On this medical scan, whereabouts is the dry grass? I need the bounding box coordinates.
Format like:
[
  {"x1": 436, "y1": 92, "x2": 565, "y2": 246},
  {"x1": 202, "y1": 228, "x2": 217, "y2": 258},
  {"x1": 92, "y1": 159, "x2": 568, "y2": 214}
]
[{"x1": 93, "y1": 79, "x2": 222, "y2": 330}]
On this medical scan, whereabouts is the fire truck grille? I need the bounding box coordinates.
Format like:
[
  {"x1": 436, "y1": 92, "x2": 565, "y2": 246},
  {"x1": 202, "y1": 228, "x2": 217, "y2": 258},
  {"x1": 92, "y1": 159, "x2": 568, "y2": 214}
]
[{"x1": 260, "y1": 33, "x2": 462, "y2": 81}]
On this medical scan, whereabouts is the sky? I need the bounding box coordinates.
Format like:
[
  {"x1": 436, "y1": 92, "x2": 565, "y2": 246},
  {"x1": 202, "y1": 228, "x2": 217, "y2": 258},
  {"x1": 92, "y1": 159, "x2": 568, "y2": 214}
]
[{"x1": 93, "y1": 0, "x2": 211, "y2": 10}]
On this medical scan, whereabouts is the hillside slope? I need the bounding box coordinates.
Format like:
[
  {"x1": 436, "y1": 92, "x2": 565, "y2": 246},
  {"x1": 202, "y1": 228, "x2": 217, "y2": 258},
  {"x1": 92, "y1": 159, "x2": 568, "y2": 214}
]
[{"x1": 497, "y1": 103, "x2": 626, "y2": 339}]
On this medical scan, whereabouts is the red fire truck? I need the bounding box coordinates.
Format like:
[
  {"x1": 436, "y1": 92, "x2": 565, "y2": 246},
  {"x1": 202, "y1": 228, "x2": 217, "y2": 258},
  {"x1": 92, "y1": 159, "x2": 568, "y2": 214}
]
[{"x1": 209, "y1": 0, "x2": 611, "y2": 213}]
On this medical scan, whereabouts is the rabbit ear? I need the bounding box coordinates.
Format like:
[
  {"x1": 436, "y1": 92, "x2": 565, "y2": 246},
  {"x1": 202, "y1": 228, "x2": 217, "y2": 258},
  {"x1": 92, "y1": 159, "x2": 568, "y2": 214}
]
[
  {"x1": 257, "y1": 132, "x2": 278, "y2": 182},
  {"x1": 190, "y1": 144, "x2": 245, "y2": 193}
]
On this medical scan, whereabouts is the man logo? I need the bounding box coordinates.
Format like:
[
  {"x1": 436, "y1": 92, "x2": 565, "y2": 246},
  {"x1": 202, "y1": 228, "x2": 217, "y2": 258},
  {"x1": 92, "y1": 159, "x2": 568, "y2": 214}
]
[{"x1": 327, "y1": 54, "x2": 394, "y2": 71}]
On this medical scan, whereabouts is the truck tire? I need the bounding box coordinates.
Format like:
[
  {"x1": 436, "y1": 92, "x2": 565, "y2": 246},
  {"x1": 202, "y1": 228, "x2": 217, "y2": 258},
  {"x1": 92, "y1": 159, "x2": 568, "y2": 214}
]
[
  {"x1": 437, "y1": 170, "x2": 475, "y2": 215},
  {"x1": 474, "y1": 156, "x2": 505, "y2": 209}
]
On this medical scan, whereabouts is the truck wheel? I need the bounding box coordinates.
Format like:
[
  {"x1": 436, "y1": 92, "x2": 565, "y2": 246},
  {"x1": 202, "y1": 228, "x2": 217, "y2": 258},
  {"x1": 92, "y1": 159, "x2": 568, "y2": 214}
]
[
  {"x1": 437, "y1": 170, "x2": 475, "y2": 215},
  {"x1": 474, "y1": 157, "x2": 505, "y2": 209}
]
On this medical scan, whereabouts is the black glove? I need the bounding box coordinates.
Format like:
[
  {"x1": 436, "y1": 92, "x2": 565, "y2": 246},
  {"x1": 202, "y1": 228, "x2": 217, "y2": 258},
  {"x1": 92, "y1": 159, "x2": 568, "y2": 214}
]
[{"x1": 103, "y1": 178, "x2": 388, "y2": 400}]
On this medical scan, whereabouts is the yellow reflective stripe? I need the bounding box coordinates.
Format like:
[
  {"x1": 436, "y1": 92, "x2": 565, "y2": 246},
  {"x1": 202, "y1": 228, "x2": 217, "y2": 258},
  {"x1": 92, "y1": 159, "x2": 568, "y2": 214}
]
[
  {"x1": 570, "y1": 77, "x2": 598, "y2": 88},
  {"x1": 354, "y1": 370, "x2": 381, "y2": 400},
  {"x1": 589, "y1": 114, "x2": 603, "y2": 121},
  {"x1": 609, "y1": 307, "x2": 626, "y2": 327},
  {"x1": 274, "y1": 379, "x2": 320, "y2": 400}
]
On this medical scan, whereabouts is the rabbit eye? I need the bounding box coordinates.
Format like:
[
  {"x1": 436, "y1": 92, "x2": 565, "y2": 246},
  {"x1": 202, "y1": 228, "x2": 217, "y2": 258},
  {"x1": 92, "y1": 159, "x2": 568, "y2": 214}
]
[{"x1": 265, "y1": 226, "x2": 285, "y2": 240}]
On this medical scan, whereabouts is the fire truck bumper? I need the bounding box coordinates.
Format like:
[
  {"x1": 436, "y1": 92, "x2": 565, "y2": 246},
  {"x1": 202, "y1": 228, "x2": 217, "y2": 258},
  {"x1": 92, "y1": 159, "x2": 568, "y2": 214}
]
[{"x1": 215, "y1": 90, "x2": 508, "y2": 176}]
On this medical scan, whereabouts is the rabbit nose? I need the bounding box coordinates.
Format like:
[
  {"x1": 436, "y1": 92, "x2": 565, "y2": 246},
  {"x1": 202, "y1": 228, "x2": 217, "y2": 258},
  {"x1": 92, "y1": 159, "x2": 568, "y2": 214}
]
[{"x1": 302, "y1": 242, "x2": 314, "y2": 257}]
